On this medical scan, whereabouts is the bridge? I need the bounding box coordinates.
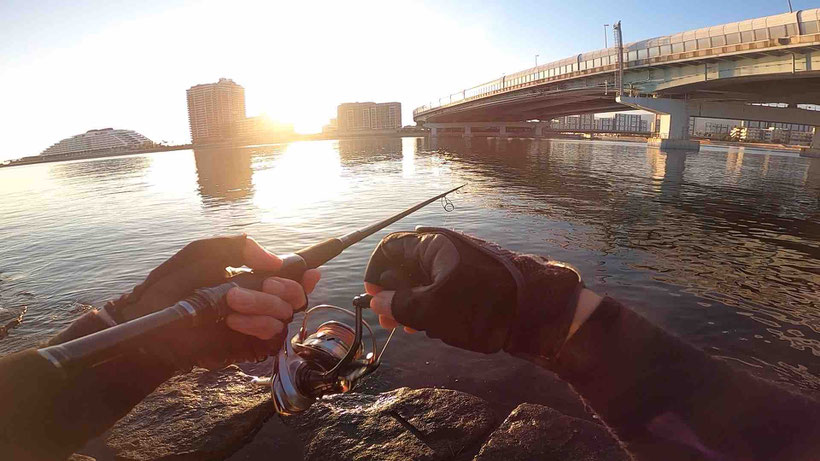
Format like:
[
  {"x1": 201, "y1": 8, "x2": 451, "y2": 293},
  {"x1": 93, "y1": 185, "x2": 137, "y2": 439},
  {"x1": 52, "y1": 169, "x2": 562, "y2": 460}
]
[{"x1": 413, "y1": 9, "x2": 820, "y2": 154}]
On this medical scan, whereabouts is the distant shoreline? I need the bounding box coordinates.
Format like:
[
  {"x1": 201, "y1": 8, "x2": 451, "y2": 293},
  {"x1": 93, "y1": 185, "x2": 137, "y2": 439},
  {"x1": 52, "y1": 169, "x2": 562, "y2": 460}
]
[
  {"x1": 0, "y1": 131, "x2": 431, "y2": 169},
  {"x1": 0, "y1": 144, "x2": 193, "y2": 169},
  {"x1": 2, "y1": 132, "x2": 807, "y2": 169}
]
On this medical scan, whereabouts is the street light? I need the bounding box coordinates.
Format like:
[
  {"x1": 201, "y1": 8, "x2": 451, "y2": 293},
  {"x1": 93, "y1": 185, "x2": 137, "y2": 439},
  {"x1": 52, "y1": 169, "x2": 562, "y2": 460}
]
[
  {"x1": 787, "y1": 0, "x2": 793, "y2": 13},
  {"x1": 604, "y1": 24, "x2": 610, "y2": 48},
  {"x1": 535, "y1": 54, "x2": 540, "y2": 67}
]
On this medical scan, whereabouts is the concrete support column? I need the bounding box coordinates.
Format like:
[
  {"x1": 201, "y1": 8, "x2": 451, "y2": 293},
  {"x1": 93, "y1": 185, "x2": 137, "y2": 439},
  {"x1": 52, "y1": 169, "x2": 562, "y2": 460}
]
[
  {"x1": 429, "y1": 126, "x2": 438, "y2": 137},
  {"x1": 463, "y1": 126, "x2": 472, "y2": 138},
  {"x1": 801, "y1": 128, "x2": 820, "y2": 158},
  {"x1": 499, "y1": 126, "x2": 507, "y2": 137},
  {"x1": 617, "y1": 96, "x2": 700, "y2": 151},
  {"x1": 534, "y1": 123, "x2": 545, "y2": 138}
]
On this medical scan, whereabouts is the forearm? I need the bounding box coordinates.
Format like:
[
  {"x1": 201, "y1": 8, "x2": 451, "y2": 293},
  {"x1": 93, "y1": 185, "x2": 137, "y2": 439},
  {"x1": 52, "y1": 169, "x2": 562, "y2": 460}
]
[
  {"x1": 0, "y1": 311, "x2": 174, "y2": 460},
  {"x1": 552, "y1": 296, "x2": 820, "y2": 459}
]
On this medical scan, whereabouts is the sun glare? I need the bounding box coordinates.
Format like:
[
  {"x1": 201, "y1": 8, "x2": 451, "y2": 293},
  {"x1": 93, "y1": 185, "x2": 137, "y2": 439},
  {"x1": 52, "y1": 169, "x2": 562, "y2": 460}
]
[{"x1": 252, "y1": 141, "x2": 348, "y2": 225}]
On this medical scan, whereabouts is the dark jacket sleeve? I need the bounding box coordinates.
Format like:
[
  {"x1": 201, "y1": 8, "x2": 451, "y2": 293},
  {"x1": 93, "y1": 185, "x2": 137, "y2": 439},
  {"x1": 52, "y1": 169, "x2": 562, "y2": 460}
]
[
  {"x1": 0, "y1": 311, "x2": 175, "y2": 460},
  {"x1": 552, "y1": 296, "x2": 820, "y2": 460}
]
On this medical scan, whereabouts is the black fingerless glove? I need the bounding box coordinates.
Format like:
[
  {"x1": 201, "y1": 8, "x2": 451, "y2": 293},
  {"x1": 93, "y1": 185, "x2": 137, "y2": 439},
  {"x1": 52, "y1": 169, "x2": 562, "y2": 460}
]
[
  {"x1": 364, "y1": 227, "x2": 583, "y2": 358},
  {"x1": 103, "y1": 235, "x2": 283, "y2": 371}
]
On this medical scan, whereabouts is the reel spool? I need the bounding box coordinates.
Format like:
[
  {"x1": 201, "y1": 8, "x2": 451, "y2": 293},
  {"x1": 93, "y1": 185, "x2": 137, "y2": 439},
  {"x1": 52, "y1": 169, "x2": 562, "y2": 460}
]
[{"x1": 267, "y1": 294, "x2": 394, "y2": 415}]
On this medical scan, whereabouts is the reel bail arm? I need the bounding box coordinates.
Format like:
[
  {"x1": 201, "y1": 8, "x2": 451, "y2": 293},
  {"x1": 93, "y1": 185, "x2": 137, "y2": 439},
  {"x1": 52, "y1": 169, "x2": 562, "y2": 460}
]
[{"x1": 270, "y1": 293, "x2": 396, "y2": 415}]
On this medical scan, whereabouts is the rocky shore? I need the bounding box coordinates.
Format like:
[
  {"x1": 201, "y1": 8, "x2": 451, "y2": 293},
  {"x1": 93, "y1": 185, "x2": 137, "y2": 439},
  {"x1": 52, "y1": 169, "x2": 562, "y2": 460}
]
[{"x1": 79, "y1": 365, "x2": 628, "y2": 461}]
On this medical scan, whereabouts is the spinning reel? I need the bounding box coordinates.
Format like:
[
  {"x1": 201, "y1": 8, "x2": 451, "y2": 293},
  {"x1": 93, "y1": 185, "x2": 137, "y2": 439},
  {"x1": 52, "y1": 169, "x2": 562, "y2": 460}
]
[{"x1": 258, "y1": 293, "x2": 395, "y2": 415}]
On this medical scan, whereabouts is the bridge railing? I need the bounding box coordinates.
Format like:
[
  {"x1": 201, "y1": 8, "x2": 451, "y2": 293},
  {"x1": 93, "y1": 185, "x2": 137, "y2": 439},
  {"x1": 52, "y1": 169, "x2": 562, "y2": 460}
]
[{"x1": 415, "y1": 9, "x2": 820, "y2": 117}]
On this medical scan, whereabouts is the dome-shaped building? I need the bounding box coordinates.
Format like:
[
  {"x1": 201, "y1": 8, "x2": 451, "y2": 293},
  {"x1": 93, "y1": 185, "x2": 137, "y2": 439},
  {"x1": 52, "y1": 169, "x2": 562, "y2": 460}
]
[{"x1": 40, "y1": 128, "x2": 153, "y2": 156}]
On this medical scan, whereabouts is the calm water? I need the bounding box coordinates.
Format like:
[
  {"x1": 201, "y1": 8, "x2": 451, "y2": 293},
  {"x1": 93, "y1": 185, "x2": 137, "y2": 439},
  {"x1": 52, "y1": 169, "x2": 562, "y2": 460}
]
[{"x1": 1, "y1": 137, "x2": 819, "y2": 403}]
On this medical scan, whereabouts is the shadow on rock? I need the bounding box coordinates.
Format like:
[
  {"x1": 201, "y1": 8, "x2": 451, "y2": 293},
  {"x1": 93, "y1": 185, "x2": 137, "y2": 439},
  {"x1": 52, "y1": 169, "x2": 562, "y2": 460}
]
[
  {"x1": 106, "y1": 366, "x2": 273, "y2": 461},
  {"x1": 285, "y1": 387, "x2": 497, "y2": 461}
]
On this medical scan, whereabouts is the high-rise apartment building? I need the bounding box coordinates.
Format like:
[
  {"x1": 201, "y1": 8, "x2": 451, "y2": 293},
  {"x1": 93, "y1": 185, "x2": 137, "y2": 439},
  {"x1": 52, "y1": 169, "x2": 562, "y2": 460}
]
[
  {"x1": 337, "y1": 102, "x2": 401, "y2": 133},
  {"x1": 187, "y1": 78, "x2": 246, "y2": 144}
]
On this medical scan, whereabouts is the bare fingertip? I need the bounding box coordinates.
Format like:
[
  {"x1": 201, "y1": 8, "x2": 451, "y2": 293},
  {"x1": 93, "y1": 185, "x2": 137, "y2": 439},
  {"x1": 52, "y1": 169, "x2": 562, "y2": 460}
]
[
  {"x1": 370, "y1": 291, "x2": 394, "y2": 315},
  {"x1": 364, "y1": 282, "x2": 383, "y2": 295},
  {"x1": 303, "y1": 270, "x2": 321, "y2": 293}
]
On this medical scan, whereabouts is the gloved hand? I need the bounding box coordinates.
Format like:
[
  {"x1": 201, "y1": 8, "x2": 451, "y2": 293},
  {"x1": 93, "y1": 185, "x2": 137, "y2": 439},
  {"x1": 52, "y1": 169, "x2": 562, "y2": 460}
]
[
  {"x1": 363, "y1": 227, "x2": 583, "y2": 358},
  {"x1": 97, "y1": 234, "x2": 321, "y2": 370}
]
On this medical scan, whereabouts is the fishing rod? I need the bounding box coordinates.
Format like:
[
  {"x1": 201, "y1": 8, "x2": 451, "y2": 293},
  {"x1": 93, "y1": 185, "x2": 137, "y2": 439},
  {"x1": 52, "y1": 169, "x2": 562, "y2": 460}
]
[{"x1": 37, "y1": 185, "x2": 465, "y2": 377}]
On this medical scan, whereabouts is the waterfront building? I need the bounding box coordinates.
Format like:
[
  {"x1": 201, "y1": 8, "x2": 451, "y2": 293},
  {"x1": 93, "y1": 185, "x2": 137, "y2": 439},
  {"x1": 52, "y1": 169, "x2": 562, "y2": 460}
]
[
  {"x1": 322, "y1": 118, "x2": 338, "y2": 134},
  {"x1": 40, "y1": 128, "x2": 153, "y2": 156},
  {"x1": 788, "y1": 130, "x2": 814, "y2": 146},
  {"x1": 186, "y1": 78, "x2": 246, "y2": 144},
  {"x1": 731, "y1": 126, "x2": 792, "y2": 143},
  {"x1": 552, "y1": 116, "x2": 579, "y2": 130},
  {"x1": 579, "y1": 114, "x2": 595, "y2": 130},
  {"x1": 614, "y1": 113, "x2": 643, "y2": 132},
  {"x1": 690, "y1": 117, "x2": 740, "y2": 139},
  {"x1": 742, "y1": 119, "x2": 812, "y2": 133},
  {"x1": 337, "y1": 102, "x2": 401, "y2": 133}
]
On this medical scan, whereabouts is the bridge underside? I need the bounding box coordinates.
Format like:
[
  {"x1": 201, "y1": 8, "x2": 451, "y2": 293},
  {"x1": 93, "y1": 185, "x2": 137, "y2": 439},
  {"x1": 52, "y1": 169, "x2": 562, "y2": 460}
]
[
  {"x1": 415, "y1": 73, "x2": 820, "y2": 125},
  {"x1": 418, "y1": 45, "x2": 820, "y2": 121},
  {"x1": 416, "y1": 49, "x2": 820, "y2": 152}
]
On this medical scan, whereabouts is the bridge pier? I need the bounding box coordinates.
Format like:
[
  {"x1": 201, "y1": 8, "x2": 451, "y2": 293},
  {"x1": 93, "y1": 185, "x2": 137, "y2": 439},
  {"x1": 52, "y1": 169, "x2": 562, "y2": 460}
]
[
  {"x1": 430, "y1": 126, "x2": 438, "y2": 137},
  {"x1": 801, "y1": 128, "x2": 820, "y2": 158},
  {"x1": 617, "y1": 96, "x2": 699, "y2": 151},
  {"x1": 463, "y1": 126, "x2": 472, "y2": 138}
]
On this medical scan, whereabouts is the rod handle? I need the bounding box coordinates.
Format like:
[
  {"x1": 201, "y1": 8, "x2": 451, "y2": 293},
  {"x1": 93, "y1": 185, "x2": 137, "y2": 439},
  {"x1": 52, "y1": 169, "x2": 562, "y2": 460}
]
[
  {"x1": 296, "y1": 238, "x2": 345, "y2": 270},
  {"x1": 239, "y1": 238, "x2": 341, "y2": 287}
]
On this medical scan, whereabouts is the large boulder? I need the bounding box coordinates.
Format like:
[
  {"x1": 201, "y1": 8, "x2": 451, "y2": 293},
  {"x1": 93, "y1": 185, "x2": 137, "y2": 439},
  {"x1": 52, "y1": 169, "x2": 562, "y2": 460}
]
[
  {"x1": 106, "y1": 366, "x2": 273, "y2": 461},
  {"x1": 285, "y1": 387, "x2": 497, "y2": 461},
  {"x1": 474, "y1": 403, "x2": 629, "y2": 461}
]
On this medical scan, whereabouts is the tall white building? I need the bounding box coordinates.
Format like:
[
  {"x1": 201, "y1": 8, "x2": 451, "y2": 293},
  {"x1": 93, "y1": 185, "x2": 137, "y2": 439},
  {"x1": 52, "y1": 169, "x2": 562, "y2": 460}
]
[
  {"x1": 187, "y1": 78, "x2": 246, "y2": 144},
  {"x1": 40, "y1": 128, "x2": 152, "y2": 156}
]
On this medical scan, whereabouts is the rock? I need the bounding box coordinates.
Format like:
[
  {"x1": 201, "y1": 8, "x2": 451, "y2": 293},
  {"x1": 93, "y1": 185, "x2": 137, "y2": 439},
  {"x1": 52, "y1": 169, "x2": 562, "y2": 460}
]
[
  {"x1": 106, "y1": 365, "x2": 273, "y2": 461},
  {"x1": 474, "y1": 403, "x2": 629, "y2": 461},
  {"x1": 286, "y1": 387, "x2": 497, "y2": 461}
]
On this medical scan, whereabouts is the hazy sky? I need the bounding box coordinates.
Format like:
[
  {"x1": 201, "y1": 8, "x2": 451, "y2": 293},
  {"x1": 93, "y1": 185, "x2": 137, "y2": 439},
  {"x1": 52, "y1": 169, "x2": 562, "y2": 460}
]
[{"x1": 0, "y1": 0, "x2": 812, "y2": 160}]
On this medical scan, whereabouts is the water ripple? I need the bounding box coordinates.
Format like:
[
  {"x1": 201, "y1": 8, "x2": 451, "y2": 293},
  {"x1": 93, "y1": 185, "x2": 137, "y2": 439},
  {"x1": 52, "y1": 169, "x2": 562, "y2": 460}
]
[{"x1": 1, "y1": 139, "x2": 818, "y2": 396}]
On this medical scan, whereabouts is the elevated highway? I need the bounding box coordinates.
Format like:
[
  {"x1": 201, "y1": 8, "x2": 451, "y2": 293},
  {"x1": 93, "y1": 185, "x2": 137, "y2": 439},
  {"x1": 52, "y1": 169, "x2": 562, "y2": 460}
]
[{"x1": 413, "y1": 9, "x2": 820, "y2": 152}]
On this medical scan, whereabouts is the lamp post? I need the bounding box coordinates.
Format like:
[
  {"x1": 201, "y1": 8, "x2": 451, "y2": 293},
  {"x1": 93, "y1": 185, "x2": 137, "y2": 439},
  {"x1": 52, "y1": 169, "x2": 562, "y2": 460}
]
[
  {"x1": 604, "y1": 24, "x2": 610, "y2": 48},
  {"x1": 787, "y1": 0, "x2": 793, "y2": 13},
  {"x1": 535, "y1": 54, "x2": 539, "y2": 67}
]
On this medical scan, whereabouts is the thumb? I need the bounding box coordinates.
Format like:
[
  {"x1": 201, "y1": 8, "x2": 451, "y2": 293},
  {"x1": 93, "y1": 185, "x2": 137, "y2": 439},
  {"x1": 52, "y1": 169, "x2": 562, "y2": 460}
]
[
  {"x1": 370, "y1": 291, "x2": 394, "y2": 318},
  {"x1": 370, "y1": 290, "x2": 420, "y2": 334}
]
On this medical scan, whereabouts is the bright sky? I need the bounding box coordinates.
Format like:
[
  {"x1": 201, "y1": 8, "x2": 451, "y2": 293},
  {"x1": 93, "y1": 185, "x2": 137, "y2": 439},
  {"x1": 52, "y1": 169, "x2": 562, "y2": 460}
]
[{"x1": 0, "y1": 0, "x2": 813, "y2": 160}]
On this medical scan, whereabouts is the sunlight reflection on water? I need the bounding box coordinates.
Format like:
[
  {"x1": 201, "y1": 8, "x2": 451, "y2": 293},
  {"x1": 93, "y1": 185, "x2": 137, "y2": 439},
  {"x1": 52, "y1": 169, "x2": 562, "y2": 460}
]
[{"x1": 0, "y1": 137, "x2": 818, "y2": 396}]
